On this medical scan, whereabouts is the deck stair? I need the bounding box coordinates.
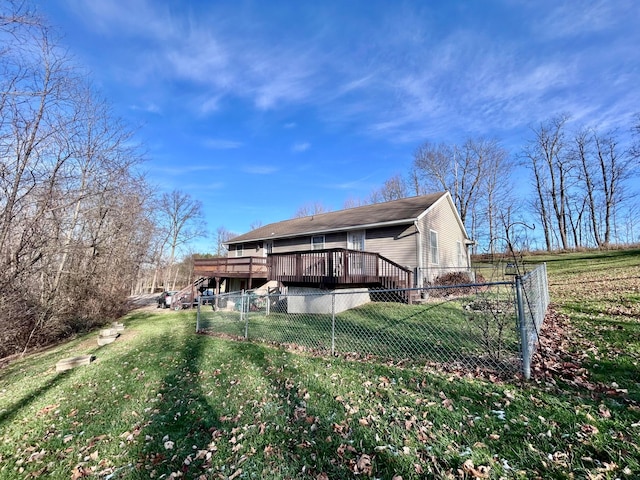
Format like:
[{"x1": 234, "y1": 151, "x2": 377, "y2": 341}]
[{"x1": 171, "y1": 278, "x2": 206, "y2": 309}]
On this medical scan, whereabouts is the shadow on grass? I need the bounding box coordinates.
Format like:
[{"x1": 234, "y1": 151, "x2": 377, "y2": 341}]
[
  {"x1": 122, "y1": 310, "x2": 165, "y2": 323},
  {"x1": 132, "y1": 330, "x2": 222, "y2": 478},
  {"x1": 222, "y1": 341, "x2": 429, "y2": 478},
  {"x1": 0, "y1": 371, "x2": 68, "y2": 425},
  {"x1": 586, "y1": 356, "x2": 640, "y2": 403}
]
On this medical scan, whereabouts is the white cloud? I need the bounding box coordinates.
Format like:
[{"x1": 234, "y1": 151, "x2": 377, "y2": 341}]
[
  {"x1": 129, "y1": 102, "x2": 161, "y2": 114},
  {"x1": 243, "y1": 165, "x2": 278, "y2": 175},
  {"x1": 291, "y1": 142, "x2": 310, "y2": 153},
  {"x1": 165, "y1": 30, "x2": 230, "y2": 86},
  {"x1": 65, "y1": 0, "x2": 173, "y2": 38},
  {"x1": 203, "y1": 138, "x2": 243, "y2": 150},
  {"x1": 60, "y1": 0, "x2": 640, "y2": 146},
  {"x1": 67, "y1": 0, "x2": 323, "y2": 112},
  {"x1": 157, "y1": 164, "x2": 223, "y2": 175},
  {"x1": 533, "y1": 1, "x2": 622, "y2": 39}
]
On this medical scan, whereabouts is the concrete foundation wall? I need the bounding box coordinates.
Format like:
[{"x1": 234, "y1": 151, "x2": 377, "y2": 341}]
[{"x1": 287, "y1": 287, "x2": 371, "y2": 314}]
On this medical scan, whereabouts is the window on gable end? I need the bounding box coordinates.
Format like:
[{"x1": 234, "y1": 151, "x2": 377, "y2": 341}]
[{"x1": 430, "y1": 230, "x2": 439, "y2": 265}]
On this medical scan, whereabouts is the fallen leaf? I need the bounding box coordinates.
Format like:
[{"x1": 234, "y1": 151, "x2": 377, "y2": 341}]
[
  {"x1": 228, "y1": 469, "x2": 242, "y2": 480},
  {"x1": 71, "y1": 465, "x2": 91, "y2": 480},
  {"x1": 581, "y1": 424, "x2": 599, "y2": 435},
  {"x1": 461, "y1": 459, "x2": 490, "y2": 479},
  {"x1": 355, "y1": 454, "x2": 373, "y2": 476},
  {"x1": 598, "y1": 405, "x2": 611, "y2": 418},
  {"x1": 37, "y1": 404, "x2": 59, "y2": 417}
]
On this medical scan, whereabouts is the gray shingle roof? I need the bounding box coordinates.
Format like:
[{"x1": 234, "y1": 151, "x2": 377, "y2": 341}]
[{"x1": 227, "y1": 192, "x2": 447, "y2": 245}]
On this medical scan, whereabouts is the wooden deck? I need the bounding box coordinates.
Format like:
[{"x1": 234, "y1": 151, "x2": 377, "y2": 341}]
[
  {"x1": 194, "y1": 249, "x2": 415, "y2": 301},
  {"x1": 193, "y1": 256, "x2": 268, "y2": 279},
  {"x1": 269, "y1": 248, "x2": 413, "y2": 290}
]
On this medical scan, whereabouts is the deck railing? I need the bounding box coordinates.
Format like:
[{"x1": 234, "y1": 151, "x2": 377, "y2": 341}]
[
  {"x1": 193, "y1": 256, "x2": 268, "y2": 277},
  {"x1": 269, "y1": 248, "x2": 413, "y2": 289},
  {"x1": 194, "y1": 250, "x2": 413, "y2": 293}
]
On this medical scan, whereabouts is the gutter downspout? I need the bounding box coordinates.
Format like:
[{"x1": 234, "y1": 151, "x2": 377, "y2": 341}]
[{"x1": 415, "y1": 220, "x2": 423, "y2": 288}]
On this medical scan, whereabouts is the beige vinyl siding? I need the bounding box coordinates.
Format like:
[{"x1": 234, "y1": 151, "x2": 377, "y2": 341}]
[
  {"x1": 228, "y1": 242, "x2": 262, "y2": 257},
  {"x1": 365, "y1": 225, "x2": 417, "y2": 268},
  {"x1": 262, "y1": 226, "x2": 417, "y2": 268},
  {"x1": 418, "y1": 196, "x2": 469, "y2": 282},
  {"x1": 271, "y1": 232, "x2": 347, "y2": 253}
]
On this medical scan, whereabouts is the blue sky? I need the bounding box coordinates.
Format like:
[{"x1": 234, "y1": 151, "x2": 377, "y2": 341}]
[{"x1": 40, "y1": 0, "x2": 640, "y2": 252}]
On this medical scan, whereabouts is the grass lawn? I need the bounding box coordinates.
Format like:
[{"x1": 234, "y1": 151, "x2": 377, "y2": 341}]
[{"x1": 0, "y1": 249, "x2": 639, "y2": 479}]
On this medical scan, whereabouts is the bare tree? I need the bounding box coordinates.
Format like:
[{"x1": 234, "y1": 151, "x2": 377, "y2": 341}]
[
  {"x1": 573, "y1": 129, "x2": 601, "y2": 246},
  {"x1": 413, "y1": 140, "x2": 484, "y2": 227},
  {"x1": 0, "y1": 3, "x2": 154, "y2": 357},
  {"x1": 343, "y1": 197, "x2": 369, "y2": 209},
  {"x1": 413, "y1": 137, "x2": 510, "y2": 252},
  {"x1": 522, "y1": 115, "x2": 571, "y2": 250},
  {"x1": 413, "y1": 142, "x2": 454, "y2": 202},
  {"x1": 293, "y1": 202, "x2": 328, "y2": 218},
  {"x1": 250, "y1": 220, "x2": 263, "y2": 230},
  {"x1": 157, "y1": 190, "x2": 206, "y2": 289},
  {"x1": 592, "y1": 130, "x2": 636, "y2": 245},
  {"x1": 473, "y1": 139, "x2": 513, "y2": 254},
  {"x1": 214, "y1": 226, "x2": 235, "y2": 257},
  {"x1": 368, "y1": 174, "x2": 411, "y2": 203}
]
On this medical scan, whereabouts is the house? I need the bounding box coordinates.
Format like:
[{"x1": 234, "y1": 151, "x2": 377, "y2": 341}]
[{"x1": 193, "y1": 192, "x2": 473, "y2": 303}]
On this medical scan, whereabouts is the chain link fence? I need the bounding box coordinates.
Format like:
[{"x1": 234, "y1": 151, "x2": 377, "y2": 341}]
[
  {"x1": 515, "y1": 263, "x2": 550, "y2": 378},
  {"x1": 196, "y1": 264, "x2": 549, "y2": 378}
]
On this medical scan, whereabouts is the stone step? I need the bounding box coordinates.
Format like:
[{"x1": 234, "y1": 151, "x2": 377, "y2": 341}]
[
  {"x1": 100, "y1": 328, "x2": 119, "y2": 337},
  {"x1": 97, "y1": 333, "x2": 119, "y2": 346},
  {"x1": 56, "y1": 355, "x2": 95, "y2": 372}
]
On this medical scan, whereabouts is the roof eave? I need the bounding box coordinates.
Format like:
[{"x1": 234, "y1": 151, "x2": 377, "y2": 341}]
[{"x1": 225, "y1": 217, "x2": 418, "y2": 245}]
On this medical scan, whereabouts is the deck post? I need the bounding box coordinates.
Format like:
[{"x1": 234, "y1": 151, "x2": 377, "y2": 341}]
[
  {"x1": 343, "y1": 252, "x2": 349, "y2": 283},
  {"x1": 214, "y1": 276, "x2": 221, "y2": 311},
  {"x1": 296, "y1": 253, "x2": 302, "y2": 280},
  {"x1": 328, "y1": 252, "x2": 334, "y2": 283}
]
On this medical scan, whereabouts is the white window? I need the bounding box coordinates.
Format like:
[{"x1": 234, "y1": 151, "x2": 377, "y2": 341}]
[
  {"x1": 457, "y1": 240, "x2": 465, "y2": 267},
  {"x1": 236, "y1": 244, "x2": 244, "y2": 257},
  {"x1": 430, "y1": 230, "x2": 439, "y2": 265},
  {"x1": 264, "y1": 240, "x2": 273, "y2": 257},
  {"x1": 347, "y1": 231, "x2": 365, "y2": 251},
  {"x1": 311, "y1": 235, "x2": 325, "y2": 250}
]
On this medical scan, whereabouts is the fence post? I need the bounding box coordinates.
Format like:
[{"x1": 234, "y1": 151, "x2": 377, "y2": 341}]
[
  {"x1": 331, "y1": 292, "x2": 336, "y2": 356},
  {"x1": 245, "y1": 291, "x2": 250, "y2": 340},
  {"x1": 196, "y1": 296, "x2": 200, "y2": 332},
  {"x1": 241, "y1": 290, "x2": 249, "y2": 339},
  {"x1": 266, "y1": 291, "x2": 270, "y2": 316},
  {"x1": 515, "y1": 275, "x2": 530, "y2": 379}
]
